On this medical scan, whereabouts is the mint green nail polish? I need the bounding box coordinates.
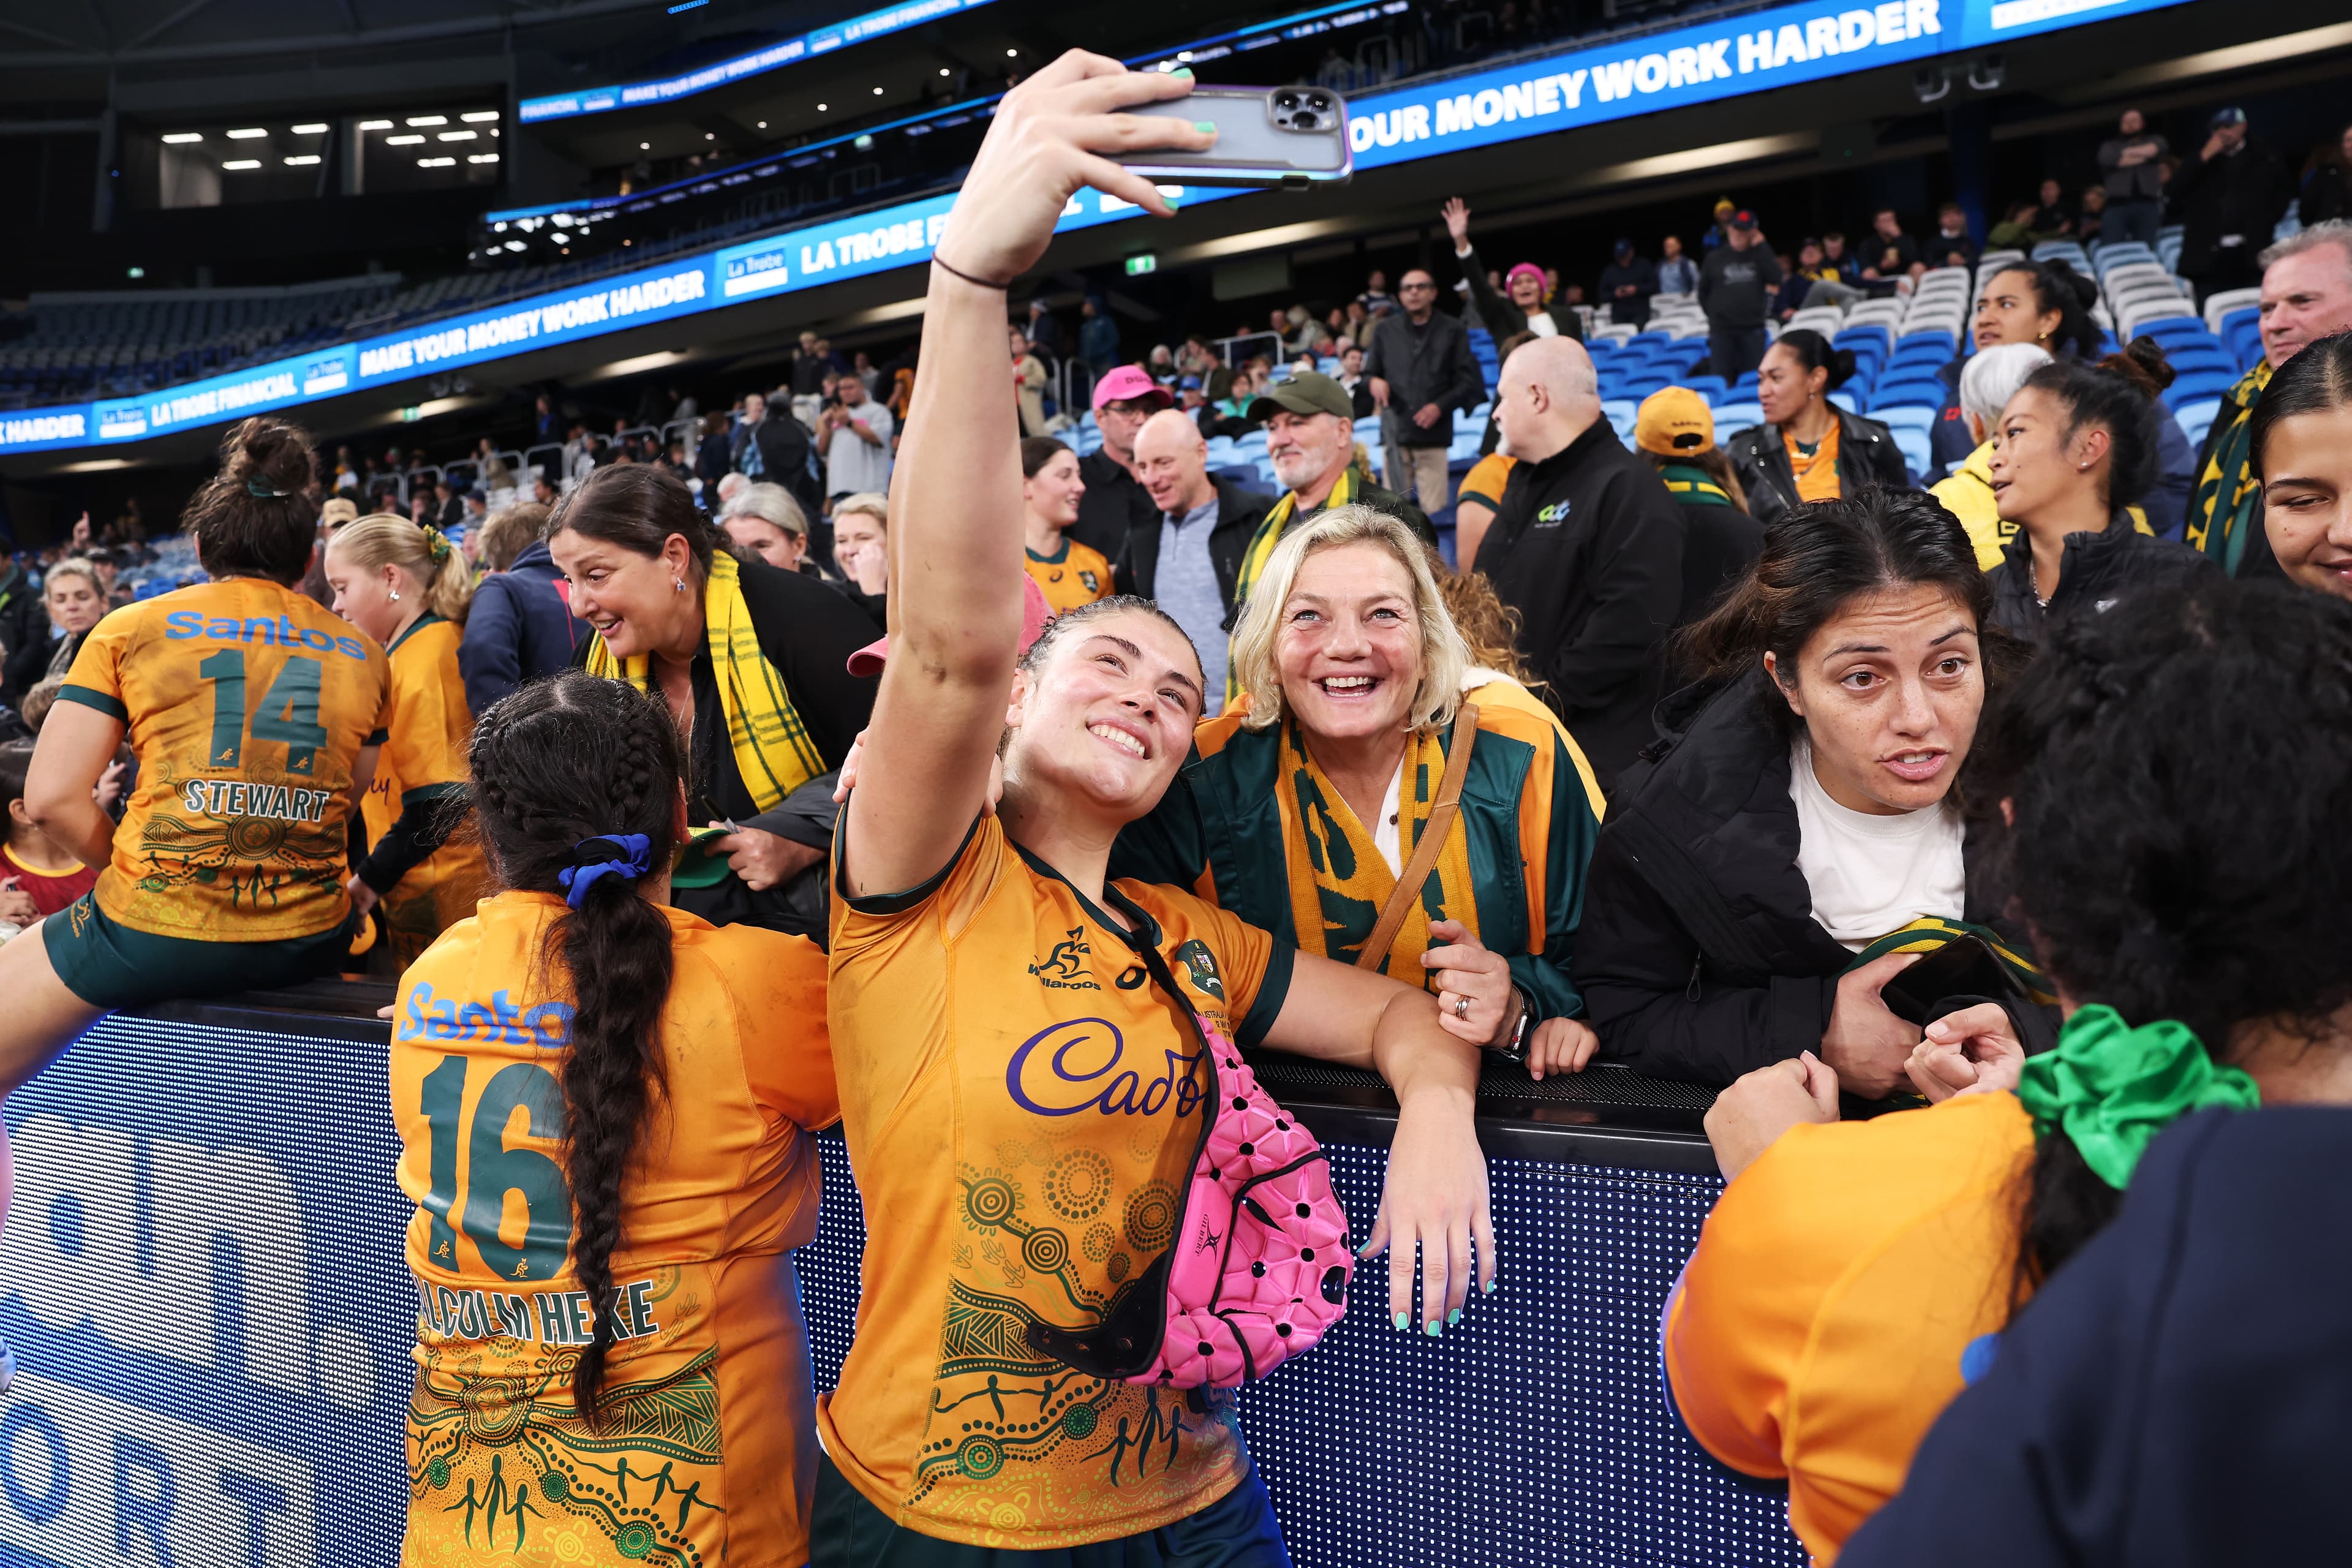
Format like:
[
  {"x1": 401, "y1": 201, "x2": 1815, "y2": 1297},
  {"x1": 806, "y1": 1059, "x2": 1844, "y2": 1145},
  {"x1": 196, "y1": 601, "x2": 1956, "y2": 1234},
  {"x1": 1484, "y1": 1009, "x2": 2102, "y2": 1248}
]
[
  {"x1": 1194, "y1": 121, "x2": 1216, "y2": 134},
  {"x1": 1393, "y1": 1311, "x2": 1409, "y2": 1331},
  {"x1": 1447, "y1": 1308, "x2": 1461, "y2": 1325},
  {"x1": 1425, "y1": 1320, "x2": 1442, "y2": 1337},
  {"x1": 1482, "y1": 1277, "x2": 1498, "y2": 1294},
  {"x1": 1172, "y1": 66, "x2": 1194, "y2": 78}
]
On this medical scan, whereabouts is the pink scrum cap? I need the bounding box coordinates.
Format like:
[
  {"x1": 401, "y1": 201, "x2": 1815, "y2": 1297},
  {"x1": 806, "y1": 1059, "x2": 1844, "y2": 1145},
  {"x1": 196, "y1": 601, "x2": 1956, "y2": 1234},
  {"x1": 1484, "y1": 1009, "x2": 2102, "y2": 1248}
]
[
  {"x1": 846, "y1": 573, "x2": 1055, "y2": 677},
  {"x1": 1091, "y1": 364, "x2": 1175, "y2": 412}
]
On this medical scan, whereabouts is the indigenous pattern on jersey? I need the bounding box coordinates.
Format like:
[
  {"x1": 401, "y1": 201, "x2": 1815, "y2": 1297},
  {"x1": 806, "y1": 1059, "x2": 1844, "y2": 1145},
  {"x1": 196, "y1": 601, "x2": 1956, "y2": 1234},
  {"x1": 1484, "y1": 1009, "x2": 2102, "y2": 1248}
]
[
  {"x1": 1023, "y1": 540, "x2": 1114, "y2": 615},
  {"x1": 58, "y1": 579, "x2": 390, "y2": 940},
  {"x1": 824, "y1": 815, "x2": 1294, "y2": 1550},
  {"x1": 363, "y1": 614, "x2": 491, "y2": 965},
  {"x1": 395, "y1": 892, "x2": 837, "y2": 1568}
]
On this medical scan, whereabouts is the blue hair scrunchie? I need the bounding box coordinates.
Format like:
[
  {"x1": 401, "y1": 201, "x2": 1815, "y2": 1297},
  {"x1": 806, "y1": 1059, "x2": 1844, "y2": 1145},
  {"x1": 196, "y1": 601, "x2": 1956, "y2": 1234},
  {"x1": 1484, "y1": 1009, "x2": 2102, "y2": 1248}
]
[{"x1": 556, "y1": 834, "x2": 652, "y2": 908}]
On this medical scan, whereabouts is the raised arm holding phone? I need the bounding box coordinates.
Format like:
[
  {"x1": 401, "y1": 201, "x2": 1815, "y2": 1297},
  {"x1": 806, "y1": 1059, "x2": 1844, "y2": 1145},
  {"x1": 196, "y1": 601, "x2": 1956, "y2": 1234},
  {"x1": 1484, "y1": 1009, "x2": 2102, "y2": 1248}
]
[{"x1": 818, "y1": 54, "x2": 1493, "y2": 1562}]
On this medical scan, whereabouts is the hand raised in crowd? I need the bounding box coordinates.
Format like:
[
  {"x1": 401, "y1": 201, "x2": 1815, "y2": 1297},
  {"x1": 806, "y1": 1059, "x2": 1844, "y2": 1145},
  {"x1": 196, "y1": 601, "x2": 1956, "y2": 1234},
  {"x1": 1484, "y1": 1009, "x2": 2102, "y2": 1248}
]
[
  {"x1": 1705, "y1": 1049, "x2": 1839, "y2": 1182},
  {"x1": 1441, "y1": 195, "x2": 1472, "y2": 249},
  {"x1": 1421, "y1": 919, "x2": 1523, "y2": 1047},
  {"x1": 1905, "y1": 1000, "x2": 2027, "y2": 1104},
  {"x1": 707, "y1": 822, "x2": 823, "y2": 891},
  {"x1": 0, "y1": 878, "x2": 38, "y2": 929},
  {"x1": 1817, "y1": 949, "x2": 1923, "y2": 1098},
  {"x1": 1526, "y1": 1016, "x2": 1599, "y2": 1079},
  {"x1": 934, "y1": 50, "x2": 1212, "y2": 287},
  {"x1": 837, "y1": 541, "x2": 889, "y2": 594}
]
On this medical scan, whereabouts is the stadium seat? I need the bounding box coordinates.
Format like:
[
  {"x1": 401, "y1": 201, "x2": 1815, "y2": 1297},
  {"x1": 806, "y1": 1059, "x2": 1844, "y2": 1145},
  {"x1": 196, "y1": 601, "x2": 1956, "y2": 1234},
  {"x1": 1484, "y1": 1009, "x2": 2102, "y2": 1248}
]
[
  {"x1": 1713, "y1": 400, "x2": 1765, "y2": 434},
  {"x1": 1872, "y1": 405, "x2": 1937, "y2": 434},
  {"x1": 2201, "y1": 287, "x2": 2262, "y2": 335},
  {"x1": 2163, "y1": 370, "x2": 2236, "y2": 410},
  {"x1": 2174, "y1": 396, "x2": 2222, "y2": 451},
  {"x1": 1891, "y1": 425, "x2": 1932, "y2": 481}
]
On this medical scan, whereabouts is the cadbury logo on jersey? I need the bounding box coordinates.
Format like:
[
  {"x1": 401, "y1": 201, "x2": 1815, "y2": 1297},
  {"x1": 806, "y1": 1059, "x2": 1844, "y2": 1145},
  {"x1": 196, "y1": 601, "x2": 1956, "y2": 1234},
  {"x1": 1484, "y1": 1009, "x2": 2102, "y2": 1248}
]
[{"x1": 164, "y1": 608, "x2": 371, "y2": 662}]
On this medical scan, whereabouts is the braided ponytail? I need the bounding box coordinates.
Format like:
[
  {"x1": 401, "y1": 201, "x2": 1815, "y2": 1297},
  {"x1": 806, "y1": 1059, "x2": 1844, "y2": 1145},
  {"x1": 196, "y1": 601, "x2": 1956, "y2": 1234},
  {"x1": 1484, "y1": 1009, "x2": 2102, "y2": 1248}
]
[{"x1": 468, "y1": 669, "x2": 682, "y2": 1424}]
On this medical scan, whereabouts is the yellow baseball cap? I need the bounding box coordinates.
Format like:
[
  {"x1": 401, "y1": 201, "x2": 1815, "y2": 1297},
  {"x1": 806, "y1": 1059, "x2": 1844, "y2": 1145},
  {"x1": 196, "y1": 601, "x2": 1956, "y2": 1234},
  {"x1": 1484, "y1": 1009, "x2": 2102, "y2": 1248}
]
[{"x1": 1635, "y1": 386, "x2": 1717, "y2": 456}]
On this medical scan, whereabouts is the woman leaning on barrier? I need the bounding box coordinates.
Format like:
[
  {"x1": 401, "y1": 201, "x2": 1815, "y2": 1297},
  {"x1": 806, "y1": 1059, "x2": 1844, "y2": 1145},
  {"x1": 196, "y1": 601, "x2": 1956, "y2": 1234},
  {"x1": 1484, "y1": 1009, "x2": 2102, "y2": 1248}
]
[
  {"x1": 548, "y1": 462, "x2": 880, "y2": 938},
  {"x1": 1112, "y1": 507, "x2": 1610, "y2": 1080},
  {"x1": 1573, "y1": 488, "x2": 2046, "y2": 1093},
  {"x1": 1675, "y1": 575, "x2": 2352, "y2": 1565}
]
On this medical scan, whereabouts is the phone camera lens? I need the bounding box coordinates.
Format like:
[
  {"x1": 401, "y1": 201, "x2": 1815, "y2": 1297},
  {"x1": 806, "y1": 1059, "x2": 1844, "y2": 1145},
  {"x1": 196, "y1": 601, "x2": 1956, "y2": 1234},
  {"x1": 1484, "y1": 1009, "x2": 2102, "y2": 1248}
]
[
  {"x1": 1292, "y1": 111, "x2": 1318, "y2": 129},
  {"x1": 1275, "y1": 91, "x2": 1299, "y2": 109},
  {"x1": 1310, "y1": 94, "x2": 1331, "y2": 110}
]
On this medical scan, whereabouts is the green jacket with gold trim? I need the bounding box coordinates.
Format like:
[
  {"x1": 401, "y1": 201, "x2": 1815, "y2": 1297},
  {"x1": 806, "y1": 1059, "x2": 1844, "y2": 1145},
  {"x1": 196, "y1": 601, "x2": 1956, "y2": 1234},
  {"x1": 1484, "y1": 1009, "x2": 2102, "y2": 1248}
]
[{"x1": 1109, "y1": 693, "x2": 1605, "y2": 1023}]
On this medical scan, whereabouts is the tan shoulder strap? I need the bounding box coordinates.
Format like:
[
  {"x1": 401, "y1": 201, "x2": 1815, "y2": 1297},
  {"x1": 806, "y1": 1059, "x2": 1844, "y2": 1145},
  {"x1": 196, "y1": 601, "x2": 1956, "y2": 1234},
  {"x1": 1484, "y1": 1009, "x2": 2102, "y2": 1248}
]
[{"x1": 1356, "y1": 703, "x2": 1480, "y2": 970}]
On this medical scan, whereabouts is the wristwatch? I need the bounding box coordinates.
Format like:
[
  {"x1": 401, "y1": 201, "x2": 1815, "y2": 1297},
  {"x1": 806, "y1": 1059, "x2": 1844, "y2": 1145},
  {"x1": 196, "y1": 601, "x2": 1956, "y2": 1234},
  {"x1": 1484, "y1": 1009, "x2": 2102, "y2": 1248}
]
[{"x1": 1488, "y1": 984, "x2": 1534, "y2": 1063}]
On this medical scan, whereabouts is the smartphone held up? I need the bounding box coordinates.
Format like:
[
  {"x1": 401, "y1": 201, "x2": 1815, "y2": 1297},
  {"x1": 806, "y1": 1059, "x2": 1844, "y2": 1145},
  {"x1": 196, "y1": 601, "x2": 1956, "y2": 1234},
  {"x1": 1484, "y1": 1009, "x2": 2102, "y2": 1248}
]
[{"x1": 1114, "y1": 85, "x2": 1353, "y2": 188}]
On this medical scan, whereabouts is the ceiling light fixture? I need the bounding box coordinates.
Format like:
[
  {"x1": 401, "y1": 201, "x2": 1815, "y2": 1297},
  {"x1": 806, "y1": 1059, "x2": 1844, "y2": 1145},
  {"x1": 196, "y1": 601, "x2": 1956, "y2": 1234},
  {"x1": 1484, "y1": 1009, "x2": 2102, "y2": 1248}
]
[
  {"x1": 817, "y1": 102, "x2": 827, "y2": 111},
  {"x1": 1006, "y1": 47, "x2": 1018, "y2": 56},
  {"x1": 940, "y1": 67, "x2": 951, "y2": 75},
  {"x1": 227, "y1": 127, "x2": 267, "y2": 139},
  {"x1": 469, "y1": 153, "x2": 500, "y2": 164},
  {"x1": 358, "y1": 119, "x2": 393, "y2": 130},
  {"x1": 756, "y1": 120, "x2": 767, "y2": 128},
  {"x1": 439, "y1": 130, "x2": 477, "y2": 141},
  {"x1": 292, "y1": 122, "x2": 328, "y2": 134},
  {"x1": 873, "y1": 86, "x2": 883, "y2": 94},
  {"x1": 461, "y1": 111, "x2": 500, "y2": 123},
  {"x1": 161, "y1": 132, "x2": 203, "y2": 144},
  {"x1": 223, "y1": 159, "x2": 262, "y2": 170},
  {"x1": 639, "y1": 141, "x2": 651, "y2": 149},
  {"x1": 284, "y1": 154, "x2": 321, "y2": 165},
  {"x1": 388, "y1": 134, "x2": 425, "y2": 145},
  {"x1": 418, "y1": 156, "x2": 456, "y2": 167},
  {"x1": 705, "y1": 132, "x2": 715, "y2": 139},
  {"x1": 406, "y1": 115, "x2": 448, "y2": 127}
]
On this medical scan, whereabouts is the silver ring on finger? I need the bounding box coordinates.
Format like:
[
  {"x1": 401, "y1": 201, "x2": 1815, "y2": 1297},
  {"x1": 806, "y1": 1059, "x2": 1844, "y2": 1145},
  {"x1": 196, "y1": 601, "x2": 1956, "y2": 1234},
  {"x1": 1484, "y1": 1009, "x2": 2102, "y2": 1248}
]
[{"x1": 1453, "y1": 995, "x2": 1471, "y2": 1020}]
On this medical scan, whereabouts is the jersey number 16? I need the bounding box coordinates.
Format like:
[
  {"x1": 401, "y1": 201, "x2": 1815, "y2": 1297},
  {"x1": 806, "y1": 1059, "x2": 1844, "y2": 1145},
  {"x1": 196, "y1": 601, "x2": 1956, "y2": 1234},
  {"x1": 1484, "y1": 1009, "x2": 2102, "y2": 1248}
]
[{"x1": 417, "y1": 1054, "x2": 573, "y2": 1282}]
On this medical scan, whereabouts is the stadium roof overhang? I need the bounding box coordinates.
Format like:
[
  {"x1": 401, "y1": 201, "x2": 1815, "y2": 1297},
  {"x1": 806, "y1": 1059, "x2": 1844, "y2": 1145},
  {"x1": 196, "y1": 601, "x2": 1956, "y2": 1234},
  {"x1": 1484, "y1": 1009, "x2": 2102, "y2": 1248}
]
[{"x1": 4, "y1": 0, "x2": 2346, "y2": 477}]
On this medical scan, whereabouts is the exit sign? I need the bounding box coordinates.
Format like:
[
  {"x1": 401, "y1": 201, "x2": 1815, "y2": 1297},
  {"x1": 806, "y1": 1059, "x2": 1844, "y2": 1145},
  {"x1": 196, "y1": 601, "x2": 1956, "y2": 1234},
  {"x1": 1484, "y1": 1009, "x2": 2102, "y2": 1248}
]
[{"x1": 1125, "y1": 254, "x2": 1158, "y2": 277}]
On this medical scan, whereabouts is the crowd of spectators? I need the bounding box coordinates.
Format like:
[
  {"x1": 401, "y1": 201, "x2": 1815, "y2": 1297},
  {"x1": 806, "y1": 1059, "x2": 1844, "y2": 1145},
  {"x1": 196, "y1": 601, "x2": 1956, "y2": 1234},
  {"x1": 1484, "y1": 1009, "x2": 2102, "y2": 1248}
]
[{"x1": 4, "y1": 50, "x2": 2352, "y2": 1568}]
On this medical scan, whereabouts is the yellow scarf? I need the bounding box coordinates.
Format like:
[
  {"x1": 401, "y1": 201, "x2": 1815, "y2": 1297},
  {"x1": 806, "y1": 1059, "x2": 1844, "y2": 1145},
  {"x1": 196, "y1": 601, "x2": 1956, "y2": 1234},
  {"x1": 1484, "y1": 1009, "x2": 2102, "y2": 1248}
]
[
  {"x1": 1276, "y1": 718, "x2": 1477, "y2": 984},
  {"x1": 584, "y1": 550, "x2": 823, "y2": 811},
  {"x1": 1228, "y1": 465, "x2": 1363, "y2": 705}
]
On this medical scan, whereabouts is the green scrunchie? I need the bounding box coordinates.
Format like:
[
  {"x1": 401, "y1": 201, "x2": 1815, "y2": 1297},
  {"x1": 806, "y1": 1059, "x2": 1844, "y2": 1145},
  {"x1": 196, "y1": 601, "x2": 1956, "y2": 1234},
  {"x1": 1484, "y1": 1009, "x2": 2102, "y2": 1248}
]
[{"x1": 2014, "y1": 1003, "x2": 2260, "y2": 1190}]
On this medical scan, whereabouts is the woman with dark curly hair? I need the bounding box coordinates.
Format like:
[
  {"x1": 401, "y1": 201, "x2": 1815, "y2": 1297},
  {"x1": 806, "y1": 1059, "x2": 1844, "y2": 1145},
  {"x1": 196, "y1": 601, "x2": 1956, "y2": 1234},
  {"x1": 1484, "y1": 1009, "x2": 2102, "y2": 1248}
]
[
  {"x1": 1574, "y1": 486, "x2": 2043, "y2": 1093},
  {"x1": 1983, "y1": 341, "x2": 2217, "y2": 642},
  {"x1": 1681, "y1": 575, "x2": 2352, "y2": 1566}
]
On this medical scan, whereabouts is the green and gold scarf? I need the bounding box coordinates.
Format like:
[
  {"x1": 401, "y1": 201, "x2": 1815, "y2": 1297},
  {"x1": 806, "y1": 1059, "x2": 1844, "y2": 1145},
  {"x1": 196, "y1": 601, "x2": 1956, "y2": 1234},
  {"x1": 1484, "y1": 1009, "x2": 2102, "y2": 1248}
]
[
  {"x1": 1846, "y1": 915, "x2": 2056, "y2": 1006},
  {"x1": 584, "y1": 549, "x2": 823, "y2": 811},
  {"x1": 1276, "y1": 718, "x2": 1477, "y2": 984},
  {"x1": 2184, "y1": 361, "x2": 2272, "y2": 575}
]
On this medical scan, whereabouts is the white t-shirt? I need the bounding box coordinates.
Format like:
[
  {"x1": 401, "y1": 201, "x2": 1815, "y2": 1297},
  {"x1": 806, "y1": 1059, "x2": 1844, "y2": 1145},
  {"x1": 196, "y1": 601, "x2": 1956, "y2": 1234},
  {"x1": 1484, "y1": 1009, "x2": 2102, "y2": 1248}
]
[{"x1": 1789, "y1": 741, "x2": 1966, "y2": 950}]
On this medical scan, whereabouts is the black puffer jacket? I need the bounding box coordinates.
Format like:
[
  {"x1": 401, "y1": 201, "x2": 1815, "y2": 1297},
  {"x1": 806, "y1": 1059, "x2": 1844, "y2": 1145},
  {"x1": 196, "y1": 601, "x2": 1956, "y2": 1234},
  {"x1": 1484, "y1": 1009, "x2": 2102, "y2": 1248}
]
[
  {"x1": 1725, "y1": 407, "x2": 1913, "y2": 525},
  {"x1": 1986, "y1": 521, "x2": 2219, "y2": 645},
  {"x1": 1570, "y1": 668, "x2": 2022, "y2": 1088}
]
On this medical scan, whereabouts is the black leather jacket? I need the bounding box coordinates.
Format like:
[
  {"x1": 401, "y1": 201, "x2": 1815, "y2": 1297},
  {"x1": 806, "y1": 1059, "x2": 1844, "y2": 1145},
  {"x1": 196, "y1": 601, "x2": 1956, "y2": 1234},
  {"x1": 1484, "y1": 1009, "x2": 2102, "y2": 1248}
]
[{"x1": 1724, "y1": 407, "x2": 1913, "y2": 524}]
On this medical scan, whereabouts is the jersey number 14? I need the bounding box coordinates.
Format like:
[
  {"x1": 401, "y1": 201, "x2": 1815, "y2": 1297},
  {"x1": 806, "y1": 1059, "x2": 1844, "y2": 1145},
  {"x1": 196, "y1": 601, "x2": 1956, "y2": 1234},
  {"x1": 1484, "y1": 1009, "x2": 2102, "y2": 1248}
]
[{"x1": 199, "y1": 649, "x2": 330, "y2": 772}]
